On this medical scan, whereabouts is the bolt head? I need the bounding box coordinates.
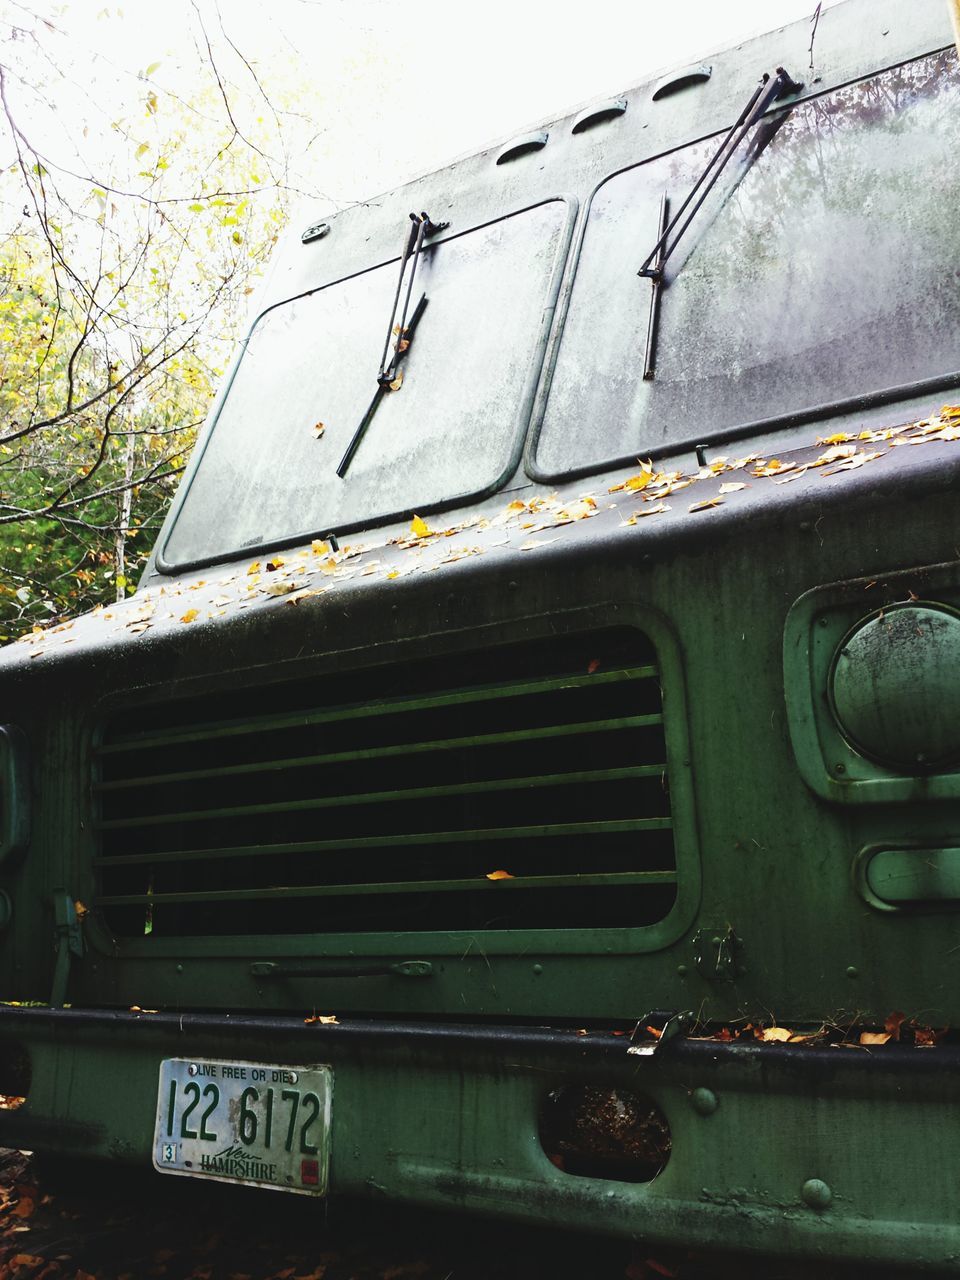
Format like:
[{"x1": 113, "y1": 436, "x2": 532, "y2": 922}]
[{"x1": 801, "y1": 1178, "x2": 832, "y2": 1210}]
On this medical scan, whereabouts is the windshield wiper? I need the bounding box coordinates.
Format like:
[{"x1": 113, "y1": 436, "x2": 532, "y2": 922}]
[
  {"x1": 638, "y1": 66, "x2": 801, "y2": 287},
  {"x1": 337, "y1": 211, "x2": 445, "y2": 479}
]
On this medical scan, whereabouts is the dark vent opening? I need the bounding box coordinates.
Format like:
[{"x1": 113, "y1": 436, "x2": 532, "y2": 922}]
[{"x1": 93, "y1": 628, "x2": 678, "y2": 938}]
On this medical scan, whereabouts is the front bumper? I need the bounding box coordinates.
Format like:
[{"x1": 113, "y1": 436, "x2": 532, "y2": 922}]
[{"x1": 0, "y1": 1007, "x2": 955, "y2": 1271}]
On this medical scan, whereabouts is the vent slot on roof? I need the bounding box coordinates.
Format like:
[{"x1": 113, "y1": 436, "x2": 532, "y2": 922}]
[{"x1": 92, "y1": 628, "x2": 677, "y2": 939}]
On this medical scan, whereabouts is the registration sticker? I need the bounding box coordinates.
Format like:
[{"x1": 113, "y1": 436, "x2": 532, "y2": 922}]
[{"x1": 153, "y1": 1058, "x2": 332, "y2": 1195}]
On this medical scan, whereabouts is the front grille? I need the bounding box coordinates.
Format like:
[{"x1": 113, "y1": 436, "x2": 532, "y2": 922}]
[{"x1": 92, "y1": 628, "x2": 677, "y2": 937}]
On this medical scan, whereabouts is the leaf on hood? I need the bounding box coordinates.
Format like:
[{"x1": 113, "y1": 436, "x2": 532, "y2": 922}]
[
  {"x1": 179, "y1": 609, "x2": 199, "y2": 624},
  {"x1": 859, "y1": 1031, "x2": 891, "y2": 1045},
  {"x1": 486, "y1": 869, "x2": 514, "y2": 880},
  {"x1": 688, "y1": 497, "x2": 724, "y2": 513},
  {"x1": 884, "y1": 1010, "x2": 906, "y2": 1041},
  {"x1": 410, "y1": 514, "x2": 430, "y2": 538}
]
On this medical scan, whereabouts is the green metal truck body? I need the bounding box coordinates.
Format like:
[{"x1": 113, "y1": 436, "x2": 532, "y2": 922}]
[{"x1": 2, "y1": 0, "x2": 960, "y2": 1265}]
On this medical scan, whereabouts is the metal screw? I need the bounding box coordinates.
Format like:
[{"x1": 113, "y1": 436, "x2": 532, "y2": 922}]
[{"x1": 834, "y1": 763, "x2": 846, "y2": 774}]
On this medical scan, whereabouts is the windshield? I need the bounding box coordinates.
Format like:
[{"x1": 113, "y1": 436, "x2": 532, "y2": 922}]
[
  {"x1": 161, "y1": 200, "x2": 569, "y2": 568},
  {"x1": 532, "y1": 51, "x2": 960, "y2": 477}
]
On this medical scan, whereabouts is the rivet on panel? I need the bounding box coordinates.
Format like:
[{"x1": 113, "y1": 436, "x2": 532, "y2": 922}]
[
  {"x1": 691, "y1": 1087, "x2": 718, "y2": 1116},
  {"x1": 846, "y1": 966, "x2": 859, "y2": 979},
  {"x1": 801, "y1": 1178, "x2": 832, "y2": 1210},
  {"x1": 532, "y1": 963, "x2": 543, "y2": 976}
]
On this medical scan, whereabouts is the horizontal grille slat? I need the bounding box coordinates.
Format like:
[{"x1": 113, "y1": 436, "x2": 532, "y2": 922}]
[
  {"x1": 93, "y1": 628, "x2": 679, "y2": 937},
  {"x1": 93, "y1": 817, "x2": 672, "y2": 867},
  {"x1": 95, "y1": 763, "x2": 666, "y2": 830},
  {"x1": 94, "y1": 869, "x2": 679, "y2": 908},
  {"x1": 95, "y1": 665, "x2": 658, "y2": 756}
]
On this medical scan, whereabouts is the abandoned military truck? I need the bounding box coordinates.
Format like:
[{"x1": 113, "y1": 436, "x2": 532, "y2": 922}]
[{"x1": 1, "y1": 0, "x2": 960, "y2": 1268}]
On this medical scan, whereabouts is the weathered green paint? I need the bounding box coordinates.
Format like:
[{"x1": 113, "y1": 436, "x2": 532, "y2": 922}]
[{"x1": 0, "y1": 0, "x2": 959, "y2": 1268}]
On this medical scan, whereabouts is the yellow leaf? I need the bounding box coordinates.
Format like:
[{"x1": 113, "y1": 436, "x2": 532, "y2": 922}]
[
  {"x1": 265, "y1": 556, "x2": 285, "y2": 571},
  {"x1": 816, "y1": 432, "x2": 854, "y2": 446},
  {"x1": 718, "y1": 482, "x2": 747, "y2": 495},
  {"x1": 814, "y1": 443, "x2": 856, "y2": 465},
  {"x1": 304, "y1": 1013, "x2": 339, "y2": 1025},
  {"x1": 688, "y1": 497, "x2": 724, "y2": 512},
  {"x1": 389, "y1": 369, "x2": 404, "y2": 392},
  {"x1": 311, "y1": 540, "x2": 329, "y2": 555},
  {"x1": 625, "y1": 468, "x2": 655, "y2": 491},
  {"x1": 74, "y1": 900, "x2": 88, "y2": 920},
  {"x1": 180, "y1": 609, "x2": 199, "y2": 623},
  {"x1": 410, "y1": 514, "x2": 430, "y2": 537},
  {"x1": 758, "y1": 1026, "x2": 792, "y2": 1042},
  {"x1": 246, "y1": 561, "x2": 261, "y2": 575},
  {"x1": 486, "y1": 869, "x2": 514, "y2": 880}
]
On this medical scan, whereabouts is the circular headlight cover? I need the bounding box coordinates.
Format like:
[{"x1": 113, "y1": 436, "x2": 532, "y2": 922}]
[{"x1": 829, "y1": 603, "x2": 960, "y2": 771}]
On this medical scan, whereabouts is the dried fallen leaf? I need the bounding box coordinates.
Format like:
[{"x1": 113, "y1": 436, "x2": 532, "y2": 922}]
[
  {"x1": 718, "y1": 481, "x2": 747, "y2": 494},
  {"x1": 246, "y1": 561, "x2": 261, "y2": 575},
  {"x1": 587, "y1": 658, "x2": 600, "y2": 674},
  {"x1": 757, "y1": 1026, "x2": 792, "y2": 1043},
  {"x1": 688, "y1": 497, "x2": 724, "y2": 513},
  {"x1": 410, "y1": 514, "x2": 430, "y2": 538},
  {"x1": 884, "y1": 1010, "x2": 906, "y2": 1041},
  {"x1": 286, "y1": 588, "x2": 328, "y2": 606},
  {"x1": 389, "y1": 369, "x2": 404, "y2": 392},
  {"x1": 262, "y1": 580, "x2": 301, "y2": 596},
  {"x1": 179, "y1": 609, "x2": 199, "y2": 624},
  {"x1": 12, "y1": 1197, "x2": 35, "y2": 1218},
  {"x1": 752, "y1": 458, "x2": 795, "y2": 478},
  {"x1": 303, "y1": 1014, "x2": 339, "y2": 1025},
  {"x1": 265, "y1": 556, "x2": 285, "y2": 571},
  {"x1": 485, "y1": 869, "x2": 514, "y2": 881},
  {"x1": 313, "y1": 421, "x2": 325, "y2": 438},
  {"x1": 859, "y1": 1031, "x2": 891, "y2": 1045},
  {"x1": 519, "y1": 537, "x2": 560, "y2": 551}
]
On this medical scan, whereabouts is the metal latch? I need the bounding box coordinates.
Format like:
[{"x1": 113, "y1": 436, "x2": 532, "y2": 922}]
[
  {"x1": 694, "y1": 926, "x2": 744, "y2": 981},
  {"x1": 628, "y1": 1008, "x2": 696, "y2": 1056}
]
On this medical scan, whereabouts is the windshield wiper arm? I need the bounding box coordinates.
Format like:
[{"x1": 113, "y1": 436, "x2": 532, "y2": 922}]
[
  {"x1": 337, "y1": 211, "x2": 445, "y2": 479},
  {"x1": 637, "y1": 66, "x2": 801, "y2": 285},
  {"x1": 336, "y1": 292, "x2": 428, "y2": 479}
]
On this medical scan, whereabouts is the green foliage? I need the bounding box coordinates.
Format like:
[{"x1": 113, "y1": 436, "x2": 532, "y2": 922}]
[{"x1": 0, "y1": 3, "x2": 322, "y2": 639}]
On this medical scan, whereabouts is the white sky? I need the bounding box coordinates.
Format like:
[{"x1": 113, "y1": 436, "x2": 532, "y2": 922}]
[{"x1": 14, "y1": 0, "x2": 846, "y2": 209}]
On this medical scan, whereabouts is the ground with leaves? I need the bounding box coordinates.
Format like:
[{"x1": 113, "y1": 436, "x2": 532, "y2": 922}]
[{"x1": 0, "y1": 1149, "x2": 928, "y2": 1280}]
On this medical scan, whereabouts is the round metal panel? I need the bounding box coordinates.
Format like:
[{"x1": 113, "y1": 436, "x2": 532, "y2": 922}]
[{"x1": 830, "y1": 604, "x2": 960, "y2": 770}]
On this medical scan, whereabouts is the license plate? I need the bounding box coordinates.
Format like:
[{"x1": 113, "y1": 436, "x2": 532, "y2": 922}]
[{"x1": 153, "y1": 1058, "x2": 332, "y2": 1195}]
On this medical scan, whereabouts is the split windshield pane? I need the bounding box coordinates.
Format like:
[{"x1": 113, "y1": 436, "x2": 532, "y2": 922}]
[
  {"x1": 163, "y1": 201, "x2": 568, "y2": 568},
  {"x1": 533, "y1": 52, "x2": 960, "y2": 477}
]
